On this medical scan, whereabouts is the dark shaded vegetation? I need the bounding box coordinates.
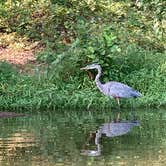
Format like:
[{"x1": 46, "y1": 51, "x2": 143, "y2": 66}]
[{"x1": 0, "y1": 0, "x2": 165, "y2": 110}]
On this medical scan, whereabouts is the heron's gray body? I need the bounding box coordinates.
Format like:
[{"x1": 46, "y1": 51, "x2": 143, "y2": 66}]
[
  {"x1": 97, "y1": 81, "x2": 142, "y2": 98},
  {"x1": 81, "y1": 64, "x2": 142, "y2": 100}
]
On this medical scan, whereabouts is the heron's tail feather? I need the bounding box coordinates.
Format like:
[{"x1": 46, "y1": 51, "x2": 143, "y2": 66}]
[{"x1": 132, "y1": 90, "x2": 142, "y2": 98}]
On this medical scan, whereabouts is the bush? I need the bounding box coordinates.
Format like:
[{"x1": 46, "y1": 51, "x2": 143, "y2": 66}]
[{"x1": 0, "y1": 0, "x2": 165, "y2": 110}]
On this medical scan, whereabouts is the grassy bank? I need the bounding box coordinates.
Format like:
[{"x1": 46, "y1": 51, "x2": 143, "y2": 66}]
[
  {"x1": 0, "y1": 45, "x2": 165, "y2": 110},
  {"x1": 0, "y1": 0, "x2": 165, "y2": 110}
]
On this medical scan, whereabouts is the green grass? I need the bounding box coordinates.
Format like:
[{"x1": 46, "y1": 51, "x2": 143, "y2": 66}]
[
  {"x1": 0, "y1": 45, "x2": 165, "y2": 111},
  {"x1": 0, "y1": 0, "x2": 165, "y2": 111}
]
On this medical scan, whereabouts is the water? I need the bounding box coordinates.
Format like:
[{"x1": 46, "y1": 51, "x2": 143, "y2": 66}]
[{"x1": 0, "y1": 109, "x2": 166, "y2": 166}]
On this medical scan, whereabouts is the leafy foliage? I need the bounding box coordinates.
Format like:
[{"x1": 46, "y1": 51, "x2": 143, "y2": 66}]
[
  {"x1": 0, "y1": 0, "x2": 166, "y2": 110},
  {"x1": 0, "y1": 62, "x2": 18, "y2": 84}
]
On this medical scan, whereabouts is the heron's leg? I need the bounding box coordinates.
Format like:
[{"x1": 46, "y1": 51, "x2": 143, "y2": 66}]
[
  {"x1": 116, "y1": 112, "x2": 121, "y2": 122},
  {"x1": 115, "y1": 97, "x2": 120, "y2": 109},
  {"x1": 115, "y1": 97, "x2": 121, "y2": 121}
]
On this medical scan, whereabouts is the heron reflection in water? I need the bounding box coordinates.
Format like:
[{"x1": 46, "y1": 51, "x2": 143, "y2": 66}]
[{"x1": 81, "y1": 120, "x2": 140, "y2": 156}]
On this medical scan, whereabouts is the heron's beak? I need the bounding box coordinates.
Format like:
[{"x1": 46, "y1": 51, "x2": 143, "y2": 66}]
[{"x1": 80, "y1": 67, "x2": 87, "y2": 70}]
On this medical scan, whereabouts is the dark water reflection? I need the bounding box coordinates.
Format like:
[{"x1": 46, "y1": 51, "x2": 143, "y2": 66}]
[
  {"x1": 0, "y1": 109, "x2": 166, "y2": 165},
  {"x1": 81, "y1": 120, "x2": 140, "y2": 156}
]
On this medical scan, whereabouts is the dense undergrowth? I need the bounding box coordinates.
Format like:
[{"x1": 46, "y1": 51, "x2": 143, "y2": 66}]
[{"x1": 0, "y1": 0, "x2": 165, "y2": 110}]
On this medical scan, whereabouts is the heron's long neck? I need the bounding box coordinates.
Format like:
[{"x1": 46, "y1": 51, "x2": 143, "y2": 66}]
[
  {"x1": 95, "y1": 129, "x2": 102, "y2": 155},
  {"x1": 95, "y1": 66, "x2": 103, "y2": 90}
]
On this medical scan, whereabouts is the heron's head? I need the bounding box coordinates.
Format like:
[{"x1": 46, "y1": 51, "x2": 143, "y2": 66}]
[{"x1": 80, "y1": 64, "x2": 101, "y2": 70}]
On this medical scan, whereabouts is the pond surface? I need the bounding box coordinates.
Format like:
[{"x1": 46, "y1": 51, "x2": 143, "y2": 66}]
[{"x1": 0, "y1": 109, "x2": 166, "y2": 166}]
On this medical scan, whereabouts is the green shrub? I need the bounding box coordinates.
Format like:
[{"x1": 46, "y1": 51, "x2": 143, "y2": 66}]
[{"x1": 0, "y1": 0, "x2": 165, "y2": 110}]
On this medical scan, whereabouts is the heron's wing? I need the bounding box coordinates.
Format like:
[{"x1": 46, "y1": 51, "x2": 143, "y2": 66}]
[{"x1": 104, "y1": 81, "x2": 141, "y2": 98}]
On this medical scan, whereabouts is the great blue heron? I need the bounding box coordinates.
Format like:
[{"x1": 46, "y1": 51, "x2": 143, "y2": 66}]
[{"x1": 81, "y1": 64, "x2": 142, "y2": 107}]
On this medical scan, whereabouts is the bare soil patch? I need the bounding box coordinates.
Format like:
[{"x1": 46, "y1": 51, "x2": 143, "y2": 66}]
[
  {"x1": 0, "y1": 33, "x2": 45, "y2": 68},
  {"x1": 0, "y1": 42, "x2": 44, "y2": 65},
  {"x1": 0, "y1": 47, "x2": 36, "y2": 65}
]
